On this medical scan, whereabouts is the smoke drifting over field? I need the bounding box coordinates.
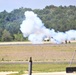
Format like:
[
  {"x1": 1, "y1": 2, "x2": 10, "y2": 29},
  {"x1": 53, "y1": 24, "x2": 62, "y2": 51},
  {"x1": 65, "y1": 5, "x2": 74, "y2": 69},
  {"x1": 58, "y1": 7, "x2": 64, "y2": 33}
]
[{"x1": 20, "y1": 11, "x2": 76, "y2": 44}]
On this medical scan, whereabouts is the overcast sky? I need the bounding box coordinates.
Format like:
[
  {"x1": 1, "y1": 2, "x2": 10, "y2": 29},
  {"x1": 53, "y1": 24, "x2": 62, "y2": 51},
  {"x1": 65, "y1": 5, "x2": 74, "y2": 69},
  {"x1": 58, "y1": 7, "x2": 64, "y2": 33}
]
[{"x1": 0, "y1": 0, "x2": 76, "y2": 12}]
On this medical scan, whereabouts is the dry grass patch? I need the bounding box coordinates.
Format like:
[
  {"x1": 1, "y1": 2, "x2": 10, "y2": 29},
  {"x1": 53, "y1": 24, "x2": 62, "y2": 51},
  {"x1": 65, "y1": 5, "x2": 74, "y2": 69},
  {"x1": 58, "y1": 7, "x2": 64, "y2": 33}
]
[{"x1": 0, "y1": 43, "x2": 76, "y2": 62}]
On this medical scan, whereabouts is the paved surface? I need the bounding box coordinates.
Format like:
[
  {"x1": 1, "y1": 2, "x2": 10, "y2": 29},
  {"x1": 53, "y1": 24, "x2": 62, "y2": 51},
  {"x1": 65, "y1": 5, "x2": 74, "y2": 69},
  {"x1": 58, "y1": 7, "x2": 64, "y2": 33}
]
[
  {"x1": 0, "y1": 72, "x2": 76, "y2": 75},
  {"x1": 23, "y1": 72, "x2": 76, "y2": 75},
  {"x1": 0, "y1": 72, "x2": 18, "y2": 75}
]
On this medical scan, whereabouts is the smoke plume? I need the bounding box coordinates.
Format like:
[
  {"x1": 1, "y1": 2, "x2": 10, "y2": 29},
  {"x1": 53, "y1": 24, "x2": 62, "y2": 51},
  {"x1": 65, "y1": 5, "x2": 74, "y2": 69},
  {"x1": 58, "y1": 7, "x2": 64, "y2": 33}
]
[{"x1": 20, "y1": 11, "x2": 76, "y2": 44}]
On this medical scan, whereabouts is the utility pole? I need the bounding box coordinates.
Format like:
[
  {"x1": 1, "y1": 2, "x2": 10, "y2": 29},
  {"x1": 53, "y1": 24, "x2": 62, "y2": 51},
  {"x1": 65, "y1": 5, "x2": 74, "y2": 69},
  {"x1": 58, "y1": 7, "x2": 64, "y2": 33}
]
[{"x1": 28, "y1": 57, "x2": 32, "y2": 75}]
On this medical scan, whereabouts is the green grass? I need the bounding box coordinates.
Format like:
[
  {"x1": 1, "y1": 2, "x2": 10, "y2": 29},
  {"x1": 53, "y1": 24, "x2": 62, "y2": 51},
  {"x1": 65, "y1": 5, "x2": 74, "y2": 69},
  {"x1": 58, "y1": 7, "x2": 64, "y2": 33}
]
[
  {"x1": 0, "y1": 63, "x2": 74, "y2": 72},
  {"x1": 0, "y1": 64, "x2": 28, "y2": 71},
  {"x1": 32, "y1": 63, "x2": 68, "y2": 72},
  {"x1": 7, "y1": 63, "x2": 69, "y2": 75},
  {"x1": 5, "y1": 63, "x2": 76, "y2": 75}
]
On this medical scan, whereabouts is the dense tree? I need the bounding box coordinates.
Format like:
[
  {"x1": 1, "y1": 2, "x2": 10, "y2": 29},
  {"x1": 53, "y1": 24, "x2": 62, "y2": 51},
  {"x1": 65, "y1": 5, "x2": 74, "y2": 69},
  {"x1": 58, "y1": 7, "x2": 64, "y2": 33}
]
[
  {"x1": 14, "y1": 32, "x2": 24, "y2": 41},
  {"x1": 0, "y1": 5, "x2": 76, "y2": 41},
  {"x1": 1, "y1": 29, "x2": 12, "y2": 41}
]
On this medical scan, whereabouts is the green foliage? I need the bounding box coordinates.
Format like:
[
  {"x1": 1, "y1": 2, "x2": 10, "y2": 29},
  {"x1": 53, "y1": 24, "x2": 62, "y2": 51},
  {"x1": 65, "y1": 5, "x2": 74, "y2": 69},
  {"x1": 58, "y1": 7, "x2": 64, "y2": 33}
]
[
  {"x1": 14, "y1": 33, "x2": 24, "y2": 41},
  {"x1": 1, "y1": 29, "x2": 13, "y2": 41},
  {"x1": 34, "y1": 5, "x2": 76, "y2": 31},
  {"x1": 0, "y1": 5, "x2": 76, "y2": 41}
]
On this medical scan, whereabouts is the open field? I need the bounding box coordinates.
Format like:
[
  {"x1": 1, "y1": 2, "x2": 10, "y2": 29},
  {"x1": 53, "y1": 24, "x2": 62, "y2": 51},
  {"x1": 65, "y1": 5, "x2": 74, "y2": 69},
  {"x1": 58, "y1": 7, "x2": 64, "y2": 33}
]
[
  {"x1": 0, "y1": 42, "x2": 76, "y2": 72},
  {"x1": 0, "y1": 42, "x2": 76, "y2": 62}
]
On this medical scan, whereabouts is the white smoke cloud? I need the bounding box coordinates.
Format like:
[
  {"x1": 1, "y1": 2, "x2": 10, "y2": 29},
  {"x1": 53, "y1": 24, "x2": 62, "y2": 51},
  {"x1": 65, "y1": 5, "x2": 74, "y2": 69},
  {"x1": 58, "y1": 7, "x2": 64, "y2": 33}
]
[
  {"x1": 66, "y1": 30, "x2": 76, "y2": 41},
  {"x1": 20, "y1": 11, "x2": 76, "y2": 44},
  {"x1": 20, "y1": 11, "x2": 51, "y2": 44}
]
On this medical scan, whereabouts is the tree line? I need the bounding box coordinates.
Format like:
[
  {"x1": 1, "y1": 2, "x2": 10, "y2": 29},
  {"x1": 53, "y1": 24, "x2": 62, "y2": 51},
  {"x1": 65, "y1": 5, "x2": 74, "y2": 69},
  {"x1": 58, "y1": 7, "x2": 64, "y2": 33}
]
[{"x1": 0, "y1": 5, "x2": 76, "y2": 42}]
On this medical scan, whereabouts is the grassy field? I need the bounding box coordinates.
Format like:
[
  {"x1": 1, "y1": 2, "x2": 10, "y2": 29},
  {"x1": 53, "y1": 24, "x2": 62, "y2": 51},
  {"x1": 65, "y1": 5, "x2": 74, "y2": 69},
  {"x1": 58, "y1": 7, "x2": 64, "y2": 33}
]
[
  {"x1": 0, "y1": 63, "x2": 69, "y2": 72},
  {"x1": 0, "y1": 42, "x2": 76, "y2": 72}
]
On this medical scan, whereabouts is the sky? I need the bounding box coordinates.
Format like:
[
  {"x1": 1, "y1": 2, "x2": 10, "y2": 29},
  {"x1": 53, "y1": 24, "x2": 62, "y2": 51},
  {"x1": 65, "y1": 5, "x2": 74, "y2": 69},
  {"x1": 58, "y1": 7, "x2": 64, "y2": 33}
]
[{"x1": 0, "y1": 0, "x2": 76, "y2": 12}]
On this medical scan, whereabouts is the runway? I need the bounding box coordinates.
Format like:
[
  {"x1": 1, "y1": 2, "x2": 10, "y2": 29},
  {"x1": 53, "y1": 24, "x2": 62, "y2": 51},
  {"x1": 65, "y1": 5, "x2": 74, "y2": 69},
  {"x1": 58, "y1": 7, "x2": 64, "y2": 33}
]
[{"x1": 0, "y1": 41, "x2": 76, "y2": 48}]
